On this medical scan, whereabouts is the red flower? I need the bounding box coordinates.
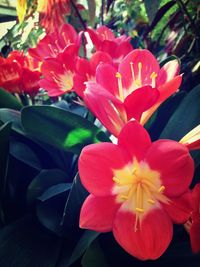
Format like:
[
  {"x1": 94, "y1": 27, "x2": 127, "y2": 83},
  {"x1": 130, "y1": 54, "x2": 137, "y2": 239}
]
[
  {"x1": 87, "y1": 26, "x2": 133, "y2": 66},
  {"x1": 84, "y1": 49, "x2": 182, "y2": 136},
  {"x1": 185, "y1": 183, "x2": 200, "y2": 253},
  {"x1": 28, "y1": 23, "x2": 82, "y2": 68},
  {"x1": 40, "y1": 48, "x2": 112, "y2": 97},
  {"x1": 37, "y1": 0, "x2": 71, "y2": 33},
  {"x1": 79, "y1": 120, "x2": 193, "y2": 260},
  {"x1": 0, "y1": 50, "x2": 40, "y2": 95}
]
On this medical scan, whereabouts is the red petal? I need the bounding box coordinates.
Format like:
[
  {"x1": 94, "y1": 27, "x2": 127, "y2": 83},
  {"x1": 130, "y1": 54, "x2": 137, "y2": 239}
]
[
  {"x1": 124, "y1": 86, "x2": 159, "y2": 121},
  {"x1": 78, "y1": 143, "x2": 129, "y2": 196},
  {"x1": 113, "y1": 207, "x2": 173, "y2": 260},
  {"x1": 96, "y1": 63, "x2": 119, "y2": 97},
  {"x1": 118, "y1": 120, "x2": 151, "y2": 161},
  {"x1": 80, "y1": 194, "x2": 120, "y2": 232},
  {"x1": 190, "y1": 218, "x2": 200, "y2": 253},
  {"x1": 84, "y1": 82, "x2": 127, "y2": 136},
  {"x1": 59, "y1": 23, "x2": 78, "y2": 47},
  {"x1": 162, "y1": 191, "x2": 193, "y2": 224},
  {"x1": 96, "y1": 26, "x2": 115, "y2": 41},
  {"x1": 145, "y1": 140, "x2": 194, "y2": 197},
  {"x1": 90, "y1": 51, "x2": 113, "y2": 76},
  {"x1": 119, "y1": 49, "x2": 160, "y2": 91}
]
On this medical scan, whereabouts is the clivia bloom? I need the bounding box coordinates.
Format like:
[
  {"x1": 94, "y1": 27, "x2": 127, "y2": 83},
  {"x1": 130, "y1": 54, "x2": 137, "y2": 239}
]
[
  {"x1": 84, "y1": 49, "x2": 182, "y2": 136},
  {"x1": 28, "y1": 23, "x2": 82, "y2": 68},
  {"x1": 87, "y1": 26, "x2": 133, "y2": 66},
  {"x1": 40, "y1": 48, "x2": 112, "y2": 97},
  {"x1": 0, "y1": 50, "x2": 40, "y2": 96},
  {"x1": 79, "y1": 120, "x2": 194, "y2": 260}
]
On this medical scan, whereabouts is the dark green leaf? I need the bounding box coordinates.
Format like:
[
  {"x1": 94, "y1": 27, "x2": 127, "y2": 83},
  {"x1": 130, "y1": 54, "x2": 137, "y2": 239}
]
[
  {"x1": 0, "y1": 215, "x2": 61, "y2": 267},
  {"x1": 146, "y1": 92, "x2": 186, "y2": 141},
  {"x1": 38, "y1": 183, "x2": 72, "y2": 202},
  {"x1": 82, "y1": 239, "x2": 110, "y2": 267},
  {"x1": 0, "y1": 122, "x2": 11, "y2": 223},
  {"x1": 66, "y1": 230, "x2": 100, "y2": 267},
  {"x1": 61, "y1": 173, "x2": 88, "y2": 229},
  {"x1": 21, "y1": 105, "x2": 110, "y2": 154},
  {"x1": 10, "y1": 141, "x2": 41, "y2": 170},
  {"x1": 0, "y1": 88, "x2": 22, "y2": 110},
  {"x1": 160, "y1": 84, "x2": 200, "y2": 141},
  {"x1": 27, "y1": 169, "x2": 68, "y2": 204},
  {"x1": 36, "y1": 183, "x2": 70, "y2": 235},
  {"x1": 0, "y1": 108, "x2": 24, "y2": 135},
  {"x1": 0, "y1": 122, "x2": 11, "y2": 197}
]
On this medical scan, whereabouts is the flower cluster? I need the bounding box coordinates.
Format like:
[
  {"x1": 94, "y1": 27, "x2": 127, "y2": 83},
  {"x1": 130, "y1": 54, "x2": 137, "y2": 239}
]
[{"x1": 1, "y1": 22, "x2": 200, "y2": 261}]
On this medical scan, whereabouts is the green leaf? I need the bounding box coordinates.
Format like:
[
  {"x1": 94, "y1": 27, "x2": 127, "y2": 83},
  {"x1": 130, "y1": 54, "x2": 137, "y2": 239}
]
[
  {"x1": 21, "y1": 105, "x2": 110, "y2": 154},
  {"x1": 27, "y1": 169, "x2": 68, "y2": 204},
  {"x1": 0, "y1": 122, "x2": 11, "y2": 223},
  {"x1": 0, "y1": 108, "x2": 24, "y2": 135},
  {"x1": 0, "y1": 122, "x2": 11, "y2": 196},
  {"x1": 160, "y1": 84, "x2": 200, "y2": 141},
  {"x1": 61, "y1": 173, "x2": 88, "y2": 229},
  {"x1": 0, "y1": 88, "x2": 22, "y2": 110},
  {"x1": 38, "y1": 183, "x2": 72, "y2": 202},
  {"x1": 0, "y1": 215, "x2": 61, "y2": 267},
  {"x1": 36, "y1": 183, "x2": 71, "y2": 235},
  {"x1": 82, "y1": 239, "x2": 110, "y2": 267},
  {"x1": 66, "y1": 230, "x2": 100, "y2": 267},
  {"x1": 10, "y1": 141, "x2": 41, "y2": 170}
]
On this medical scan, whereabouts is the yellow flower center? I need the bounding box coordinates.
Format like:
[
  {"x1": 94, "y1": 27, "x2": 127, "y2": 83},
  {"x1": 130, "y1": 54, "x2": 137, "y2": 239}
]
[{"x1": 112, "y1": 160, "x2": 169, "y2": 231}]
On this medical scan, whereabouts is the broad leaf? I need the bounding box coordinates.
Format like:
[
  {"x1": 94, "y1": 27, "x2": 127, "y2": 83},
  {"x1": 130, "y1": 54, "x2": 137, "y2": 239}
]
[
  {"x1": 10, "y1": 141, "x2": 41, "y2": 171},
  {"x1": 27, "y1": 169, "x2": 68, "y2": 204},
  {"x1": 0, "y1": 88, "x2": 22, "y2": 110},
  {"x1": 160, "y1": 84, "x2": 200, "y2": 140},
  {"x1": 21, "y1": 105, "x2": 110, "y2": 154},
  {"x1": 0, "y1": 215, "x2": 61, "y2": 267},
  {"x1": 0, "y1": 108, "x2": 24, "y2": 135}
]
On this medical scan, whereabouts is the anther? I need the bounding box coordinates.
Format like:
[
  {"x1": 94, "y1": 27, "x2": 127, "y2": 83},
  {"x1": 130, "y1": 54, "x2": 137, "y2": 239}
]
[
  {"x1": 121, "y1": 195, "x2": 129, "y2": 200},
  {"x1": 136, "y1": 207, "x2": 144, "y2": 213},
  {"x1": 158, "y1": 185, "x2": 165, "y2": 193},
  {"x1": 113, "y1": 177, "x2": 121, "y2": 184},
  {"x1": 115, "y1": 72, "x2": 124, "y2": 101},
  {"x1": 130, "y1": 62, "x2": 135, "y2": 81},
  {"x1": 148, "y1": 199, "x2": 155, "y2": 204},
  {"x1": 150, "y1": 72, "x2": 158, "y2": 88},
  {"x1": 115, "y1": 72, "x2": 121, "y2": 78}
]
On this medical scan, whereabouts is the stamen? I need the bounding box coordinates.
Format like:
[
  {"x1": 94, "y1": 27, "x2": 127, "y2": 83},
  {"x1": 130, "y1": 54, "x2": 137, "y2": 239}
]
[
  {"x1": 137, "y1": 62, "x2": 142, "y2": 86},
  {"x1": 130, "y1": 62, "x2": 135, "y2": 81},
  {"x1": 113, "y1": 177, "x2": 121, "y2": 184},
  {"x1": 150, "y1": 72, "x2": 157, "y2": 87},
  {"x1": 158, "y1": 185, "x2": 165, "y2": 193},
  {"x1": 136, "y1": 207, "x2": 144, "y2": 213},
  {"x1": 121, "y1": 195, "x2": 129, "y2": 200},
  {"x1": 115, "y1": 72, "x2": 124, "y2": 101},
  {"x1": 136, "y1": 183, "x2": 143, "y2": 211},
  {"x1": 148, "y1": 199, "x2": 155, "y2": 204}
]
